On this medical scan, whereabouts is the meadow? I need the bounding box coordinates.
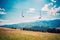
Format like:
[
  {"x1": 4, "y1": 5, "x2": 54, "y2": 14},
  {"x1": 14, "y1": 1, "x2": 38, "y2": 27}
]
[{"x1": 0, "y1": 27, "x2": 60, "y2": 40}]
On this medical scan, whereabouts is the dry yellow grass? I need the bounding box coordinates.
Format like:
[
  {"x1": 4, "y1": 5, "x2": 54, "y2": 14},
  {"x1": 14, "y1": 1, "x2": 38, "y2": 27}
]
[{"x1": 0, "y1": 27, "x2": 60, "y2": 40}]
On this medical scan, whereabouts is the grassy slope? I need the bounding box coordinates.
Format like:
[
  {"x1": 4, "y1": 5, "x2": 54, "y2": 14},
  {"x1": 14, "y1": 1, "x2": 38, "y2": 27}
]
[{"x1": 0, "y1": 27, "x2": 60, "y2": 40}]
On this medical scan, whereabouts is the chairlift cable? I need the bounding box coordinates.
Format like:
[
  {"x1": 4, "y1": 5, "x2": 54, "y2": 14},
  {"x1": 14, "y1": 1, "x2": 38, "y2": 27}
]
[
  {"x1": 21, "y1": 9, "x2": 24, "y2": 17},
  {"x1": 39, "y1": 10, "x2": 41, "y2": 19}
]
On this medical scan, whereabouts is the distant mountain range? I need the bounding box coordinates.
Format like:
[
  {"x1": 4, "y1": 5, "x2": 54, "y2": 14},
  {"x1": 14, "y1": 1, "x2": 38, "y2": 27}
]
[
  {"x1": 1, "y1": 19, "x2": 60, "y2": 28},
  {"x1": 1, "y1": 19, "x2": 60, "y2": 33}
]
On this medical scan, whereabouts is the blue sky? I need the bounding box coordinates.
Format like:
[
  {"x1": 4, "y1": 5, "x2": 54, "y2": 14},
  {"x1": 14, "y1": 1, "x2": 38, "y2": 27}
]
[{"x1": 0, "y1": 0, "x2": 60, "y2": 25}]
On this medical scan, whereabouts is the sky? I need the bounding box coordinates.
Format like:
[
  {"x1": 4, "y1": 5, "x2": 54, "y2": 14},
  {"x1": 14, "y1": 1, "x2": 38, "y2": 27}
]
[{"x1": 0, "y1": 0, "x2": 60, "y2": 25}]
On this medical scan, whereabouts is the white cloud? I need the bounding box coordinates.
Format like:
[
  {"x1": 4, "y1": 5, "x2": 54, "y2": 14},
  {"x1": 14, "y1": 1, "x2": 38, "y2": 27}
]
[
  {"x1": 51, "y1": 0, "x2": 56, "y2": 2},
  {"x1": 41, "y1": 4, "x2": 50, "y2": 11},
  {"x1": 41, "y1": 4, "x2": 52, "y2": 15},
  {"x1": 41, "y1": 2, "x2": 60, "y2": 16},
  {"x1": 0, "y1": 12, "x2": 6, "y2": 14},
  {"x1": 56, "y1": 7, "x2": 60, "y2": 13},
  {"x1": 50, "y1": 8, "x2": 56, "y2": 16},
  {"x1": 27, "y1": 8, "x2": 35, "y2": 13},
  {"x1": 0, "y1": 8, "x2": 5, "y2": 11},
  {"x1": 50, "y1": 6, "x2": 60, "y2": 16},
  {"x1": 49, "y1": 2, "x2": 53, "y2": 5},
  {"x1": 0, "y1": 8, "x2": 6, "y2": 14}
]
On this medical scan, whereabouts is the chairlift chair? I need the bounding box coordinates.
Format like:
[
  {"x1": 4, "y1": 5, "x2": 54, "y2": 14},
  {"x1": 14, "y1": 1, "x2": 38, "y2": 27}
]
[{"x1": 39, "y1": 10, "x2": 41, "y2": 19}]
